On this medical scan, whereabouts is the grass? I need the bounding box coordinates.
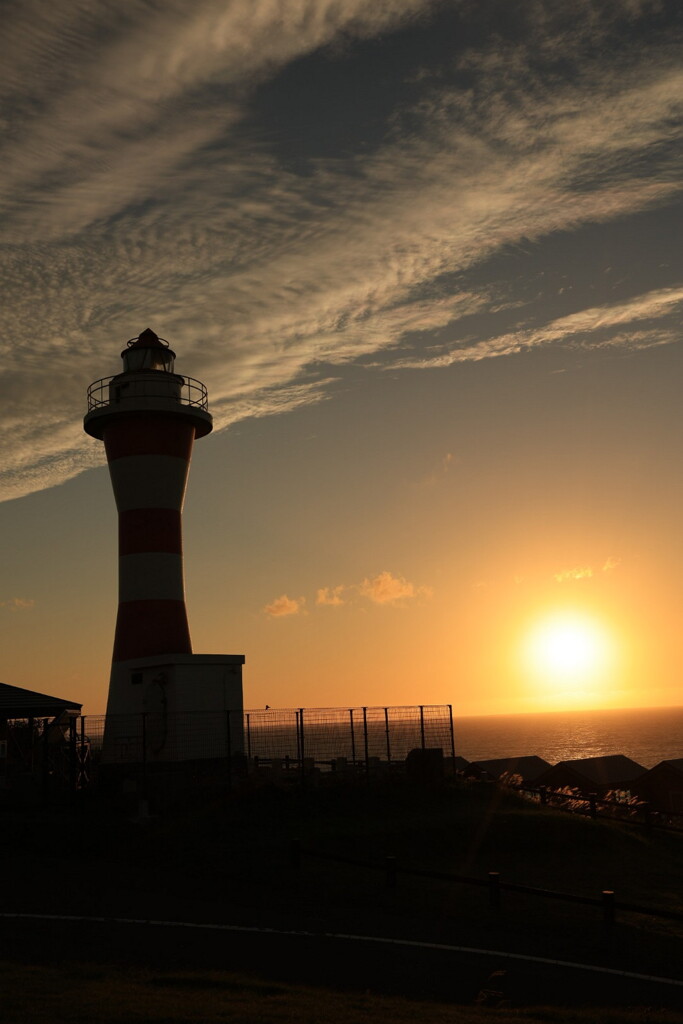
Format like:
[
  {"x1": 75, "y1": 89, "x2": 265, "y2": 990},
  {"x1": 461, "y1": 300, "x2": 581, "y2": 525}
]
[
  {"x1": 2, "y1": 961, "x2": 683, "y2": 1024},
  {"x1": 2, "y1": 776, "x2": 683, "y2": 1015}
]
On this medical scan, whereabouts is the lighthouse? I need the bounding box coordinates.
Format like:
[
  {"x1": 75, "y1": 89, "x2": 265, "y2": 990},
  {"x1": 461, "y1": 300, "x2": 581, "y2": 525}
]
[{"x1": 85, "y1": 329, "x2": 244, "y2": 765}]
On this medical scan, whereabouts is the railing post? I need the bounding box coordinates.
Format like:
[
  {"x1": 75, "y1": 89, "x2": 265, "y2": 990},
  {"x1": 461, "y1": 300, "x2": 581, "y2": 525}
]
[
  {"x1": 384, "y1": 707, "x2": 391, "y2": 764},
  {"x1": 246, "y1": 713, "x2": 252, "y2": 761},
  {"x1": 385, "y1": 855, "x2": 397, "y2": 889},
  {"x1": 295, "y1": 710, "x2": 301, "y2": 764},
  {"x1": 362, "y1": 707, "x2": 369, "y2": 776},
  {"x1": 539, "y1": 785, "x2": 547, "y2": 806},
  {"x1": 488, "y1": 871, "x2": 501, "y2": 912},
  {"x1": 589, "y1": 793, "x2": 598, "y2": 819},
  {"x1": 419, "y1": 705, "x2": 426, "y2": 750}
]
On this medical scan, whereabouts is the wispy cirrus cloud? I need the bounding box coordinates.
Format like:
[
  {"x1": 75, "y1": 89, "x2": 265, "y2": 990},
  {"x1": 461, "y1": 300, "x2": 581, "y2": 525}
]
[{"x1": 0, "y1": 0, "x2": 681, "y2": 501}]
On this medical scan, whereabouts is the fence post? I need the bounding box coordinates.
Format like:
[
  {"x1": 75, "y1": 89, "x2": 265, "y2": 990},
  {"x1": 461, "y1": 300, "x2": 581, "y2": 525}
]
[
  {"x1": 362, "y1": 707, "x2": 369, "y2": 776},
  {"x1": 448, "y1": 704, "x2": 455, "y2": 761},
  {"x1": 602, "y1": 889, "x2": 616, "y2": 926},
  {"x1": 290, "y1": 838, "x2": 301, "y2": 871},
  {"x1": 69, "y1": 716, "x2": 77, "y2": 794},
  {"x1": 246, "y1": 713, "x2": 252, "y2": 761},
  {"x1": 225, "y1": 710, "x2": 232, "y2": 789},
  {"x1": 349, "y1": 709, "x2": 356, "y2": 768},
  {"x1": 41, "y1": 718, "x2": 50, "y2": 805},
  {"x1": 539, "y1": 785, "x2": 547, "y2": 806},
  {"x1": 385, "y1": 855, "x2": 397, "y2": 889},
  {"x1": 80, "y1": 715, "x2": 87, "y2": 791},
  {"x1": 384, "y1": 707, "x2": 391, "y2": 765},
  {"x1": 419, "y1": 705, "x2": 426, "y2": 750},
  {"x1": 488, "y1": 871, "x2": 501, "y2": 912},
  {"x1": 140, "y1": 712, "x2": 149, "y2": 815},
  {"x1": 589, "y1": 793, "x2": 598, "y2": 819},
  {"x1": 299, "y1": 709, "x2": 305, "y2": 763}
]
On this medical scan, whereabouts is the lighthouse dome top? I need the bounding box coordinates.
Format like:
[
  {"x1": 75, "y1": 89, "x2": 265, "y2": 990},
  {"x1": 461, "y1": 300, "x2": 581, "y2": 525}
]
[{"x1": 121, "y1": 328, "x2": 176, "y2": 373}]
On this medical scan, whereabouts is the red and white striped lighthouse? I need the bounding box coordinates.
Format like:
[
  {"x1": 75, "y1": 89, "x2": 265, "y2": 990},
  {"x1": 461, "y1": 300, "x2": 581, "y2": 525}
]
[
  {"x1": 85, "y1": 329, "x2": 244, "y2": 763},
  {"x1": 85, "y1": 328, "x2": 211, "y2": 663}
]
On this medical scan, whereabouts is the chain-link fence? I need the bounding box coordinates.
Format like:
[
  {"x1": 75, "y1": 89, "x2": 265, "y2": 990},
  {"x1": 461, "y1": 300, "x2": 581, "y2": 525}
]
[{"x1": 2, "y1": 705, "x2": 455, "y2": 794}]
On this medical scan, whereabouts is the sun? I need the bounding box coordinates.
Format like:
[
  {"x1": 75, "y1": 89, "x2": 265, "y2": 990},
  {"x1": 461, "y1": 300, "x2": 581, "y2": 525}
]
[{"x1": 521, "y1": 611, "x2": 616, "y2": 708}]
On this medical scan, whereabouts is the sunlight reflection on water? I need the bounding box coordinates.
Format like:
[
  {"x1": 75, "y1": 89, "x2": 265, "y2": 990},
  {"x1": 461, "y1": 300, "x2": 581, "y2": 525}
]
[{"x1": 453, "y1": 706, "x2": 683, "y2": 768}]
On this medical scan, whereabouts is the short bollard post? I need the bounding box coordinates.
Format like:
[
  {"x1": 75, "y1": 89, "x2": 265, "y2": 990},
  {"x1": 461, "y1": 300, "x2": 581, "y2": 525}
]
[
  {"x1": 489, "y1": 871, "x2": 501, "y2": 912},
  {"x1": 602, "y1": 889, "x2": 616, "y2": 927},
  {"x1": 589, "y1": 793, "x2": 598, "y2": 819},
  {"x1": 538, "y1": 785, "x2": 547, "y2": 806},
  {"x1": 290, "y1": 838, "x2": 301, "y2": 871},
  {"x1": 385, "y1": 856, "x2": 397, "y2": 890}
]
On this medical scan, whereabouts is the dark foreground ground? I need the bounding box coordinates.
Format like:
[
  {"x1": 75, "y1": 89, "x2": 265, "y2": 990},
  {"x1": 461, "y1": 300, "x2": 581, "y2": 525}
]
[{"x1": 2, "y1": 776, "x2": 683, "y2": 1017}]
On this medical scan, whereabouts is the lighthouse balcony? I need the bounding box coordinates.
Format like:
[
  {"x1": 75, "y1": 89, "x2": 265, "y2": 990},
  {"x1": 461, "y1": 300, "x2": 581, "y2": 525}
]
[
  {"x1": 84, "y1": 372, "x2": 212, "y2": 439},
  {"x1": 87, "y1": 372, "x2": 209, "y2": 412}
]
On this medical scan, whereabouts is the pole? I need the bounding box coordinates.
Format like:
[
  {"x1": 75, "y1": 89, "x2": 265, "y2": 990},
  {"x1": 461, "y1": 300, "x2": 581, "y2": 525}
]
[
  {"x1": 225, "y1": 710, "x2": 232, "y2": 790},
  {"x1": 349, "y1": 709, "x2": 356, "y2": 767},
  {"x1": 419, "y1": 705, "x2": 426, "y2": 750},
  {"x1": 363, "y1": 707, "x2": 369, "y2": 776},
  {"x1": 384, "y1": 707, "x2": 391, "y2": 764},
  {"x1": 448, "y1": 704, "x2": 455, "y2": 760}
]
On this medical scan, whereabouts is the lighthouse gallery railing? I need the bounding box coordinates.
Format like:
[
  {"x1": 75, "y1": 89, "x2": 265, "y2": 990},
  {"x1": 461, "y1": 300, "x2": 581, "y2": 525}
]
[{"x1": 86, "y1": 374, "x2": 209, "y2": 412}]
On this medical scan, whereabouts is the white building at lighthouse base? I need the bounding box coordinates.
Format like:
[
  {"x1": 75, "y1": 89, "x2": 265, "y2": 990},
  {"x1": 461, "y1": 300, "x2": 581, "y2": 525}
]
[{"x1": 103, "y1": 653, "x2": 244, "y2": 764}]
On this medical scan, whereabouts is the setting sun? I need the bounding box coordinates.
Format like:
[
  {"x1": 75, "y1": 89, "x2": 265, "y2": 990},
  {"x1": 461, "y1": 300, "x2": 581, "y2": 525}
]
[{"x1": 521, "y1": 611, "x2": 617, "y2": 709}]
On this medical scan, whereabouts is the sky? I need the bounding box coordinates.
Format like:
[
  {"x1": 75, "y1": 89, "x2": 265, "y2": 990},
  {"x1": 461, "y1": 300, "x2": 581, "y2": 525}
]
[{"x1": 0, "y1": 0, "x2": 682, "y2": 717}]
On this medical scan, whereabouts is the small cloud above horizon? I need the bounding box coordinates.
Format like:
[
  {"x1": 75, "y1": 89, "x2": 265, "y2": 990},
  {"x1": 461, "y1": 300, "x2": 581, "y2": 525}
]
[
  {"x1": 0, "y1": 597, "x2": 35, "y2": 610},
  {"x1": 263, "y1": 594, "x2": 305, "y2": 618},
  {"x1": 359, "y1": 570, "x2": 433, "y2": 606}
]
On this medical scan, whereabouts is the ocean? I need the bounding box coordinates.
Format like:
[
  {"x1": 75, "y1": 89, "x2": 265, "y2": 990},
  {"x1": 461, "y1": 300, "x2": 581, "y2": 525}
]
[{"x1": 452, "y1": 705, "x2": 683, "y2": 769}]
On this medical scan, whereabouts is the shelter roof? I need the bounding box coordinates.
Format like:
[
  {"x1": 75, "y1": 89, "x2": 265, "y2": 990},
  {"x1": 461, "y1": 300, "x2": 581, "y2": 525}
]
[
  {"x1": 470, "y1": 755, "x2": 552, "y2": 782},
  {"x1": 539, "y1": 754, "x2": 645, "y2": 786},
  {"x1": 0, "y1": 682, "x2": 82, "y2": 719}
]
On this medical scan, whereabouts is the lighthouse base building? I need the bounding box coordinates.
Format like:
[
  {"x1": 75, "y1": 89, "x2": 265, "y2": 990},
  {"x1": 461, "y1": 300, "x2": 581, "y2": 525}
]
[
  {"x1": 105, "y1": 654, "x2": 245, "y2": 765},
  {"x1": 85, "y1": 329, "x2": 244, "y2": 770}
]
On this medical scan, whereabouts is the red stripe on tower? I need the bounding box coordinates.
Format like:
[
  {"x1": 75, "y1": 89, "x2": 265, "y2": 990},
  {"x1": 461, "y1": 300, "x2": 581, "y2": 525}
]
[{"x1": 84, "y1": 329, "x2": 213, "y2": 665}]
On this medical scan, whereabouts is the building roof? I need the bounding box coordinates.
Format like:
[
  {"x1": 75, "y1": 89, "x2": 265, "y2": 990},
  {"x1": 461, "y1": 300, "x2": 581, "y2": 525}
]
[
  {"x1": 538, "y1": 754, "x2": 645, "y2": 787},
  {"x1": 0, "y1": 682, "x2": 82, "y2": 719},
  {"x1": 645, "y1": 758, "x2": 683, "y2": 774},
  {"x1": 470, "y1": 755, "x2": 552, "y2": 782}
]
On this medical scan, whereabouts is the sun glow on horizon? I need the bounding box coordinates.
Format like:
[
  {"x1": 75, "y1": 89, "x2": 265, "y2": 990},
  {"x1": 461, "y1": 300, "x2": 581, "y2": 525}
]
[{"x1": 521, "y1": 610, "x2": 617, "y2": 710}]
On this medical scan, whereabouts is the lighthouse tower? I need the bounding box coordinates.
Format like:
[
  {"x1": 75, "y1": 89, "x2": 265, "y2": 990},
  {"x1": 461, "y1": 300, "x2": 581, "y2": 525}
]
[{"x1": 85, "y1": 329, "x2": 244, "y2": 764}]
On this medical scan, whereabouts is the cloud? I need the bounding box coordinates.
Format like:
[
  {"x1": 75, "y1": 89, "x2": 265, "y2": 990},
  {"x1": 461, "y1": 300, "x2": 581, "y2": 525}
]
[
  {"x1": 0, "y1": 0, "x2": 681, "y2": 500},
  {"x1": 394, "y1": 287, "x2": 683, "y2": 369},
  {"x1": 316, "y1": 586, "x2": 346, "y2": 607},
  {"x1": 358, "y1": 570, "x2": 432, "y2": 605},
  {"x1": 554, "y1": 558, "x2": 620, "y2": 583},
  {"x1": 263, "y1": 594, "x2": 305, "y2": 617},
  {"x1": 0, "y1": 597, "x2": 35, "y2": 610},
  {"x1": 554, "y1": 567, "x2": 594, "y2": 583}
]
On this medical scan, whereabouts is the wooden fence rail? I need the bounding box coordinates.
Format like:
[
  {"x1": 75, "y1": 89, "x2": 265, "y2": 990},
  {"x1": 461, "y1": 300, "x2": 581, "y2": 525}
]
[{"x1": 290, "y1": 840, "x2": 683, "y2": 928}]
